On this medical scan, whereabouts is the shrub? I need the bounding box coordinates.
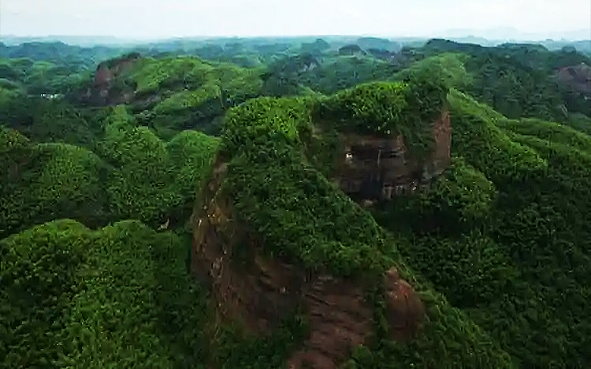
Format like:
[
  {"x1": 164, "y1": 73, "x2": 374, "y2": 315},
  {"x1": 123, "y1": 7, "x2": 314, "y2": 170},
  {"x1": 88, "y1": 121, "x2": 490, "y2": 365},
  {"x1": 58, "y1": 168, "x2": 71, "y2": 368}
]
[{"x1": 1, "y1": 220, "x2": 212, "y2": 368}]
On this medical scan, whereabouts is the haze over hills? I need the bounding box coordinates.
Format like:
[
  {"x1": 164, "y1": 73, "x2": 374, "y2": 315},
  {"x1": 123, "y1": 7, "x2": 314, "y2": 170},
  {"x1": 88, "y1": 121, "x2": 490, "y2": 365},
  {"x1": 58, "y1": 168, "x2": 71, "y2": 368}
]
[
  {"x1": 0, "y1": 35, "x2": 160, "y2": 47},
  {"x1": 440, "y1": 27, "x2": 591, "y2": 42},
  {"x1": 1, "y1": 28, "x2": 589, "y2": 52},
  {"x1": 2, "y1": 0, "x2": 590, "y2": 43}
]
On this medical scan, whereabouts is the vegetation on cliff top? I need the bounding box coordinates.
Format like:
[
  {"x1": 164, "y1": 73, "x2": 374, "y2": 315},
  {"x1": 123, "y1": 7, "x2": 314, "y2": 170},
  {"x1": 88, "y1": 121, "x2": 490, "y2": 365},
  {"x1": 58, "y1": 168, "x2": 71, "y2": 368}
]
[
  {"x1": 216, "y1": 79, "x2": 591, "y2": 367},
  {"x1": 216, "y1": 80, "x2": 513, "y2": 367},
  {"x1": 221, "y1": 77, "x2": 448, "y2": 275}
]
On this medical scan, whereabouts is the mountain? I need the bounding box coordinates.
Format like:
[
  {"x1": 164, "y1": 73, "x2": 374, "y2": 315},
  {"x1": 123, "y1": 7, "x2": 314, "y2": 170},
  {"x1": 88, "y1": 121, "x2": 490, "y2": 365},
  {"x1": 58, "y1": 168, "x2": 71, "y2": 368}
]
[
  {"x1": 0, "y1": 35, "x2": 154, "y2": 47},
  {"x1": 2, "y1": 36, "x2": 591, "y2": 368}
]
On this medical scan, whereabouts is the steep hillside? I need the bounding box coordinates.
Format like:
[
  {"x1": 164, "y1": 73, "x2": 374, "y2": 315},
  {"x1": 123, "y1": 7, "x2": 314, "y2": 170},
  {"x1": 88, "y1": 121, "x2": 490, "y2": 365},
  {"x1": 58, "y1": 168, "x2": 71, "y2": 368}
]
[
  {"x1": 82, "y1": 55, "x2": 264, "y2": 137},
  {"x1": 190, "y1": 75, "x2": 591, "y2": 367},
  {"x1": 190, "y1": 78, "x2": 513, "y2": 368},
  {"x1": 373, "y1": 89, "x2": 591, "y2": 368}
]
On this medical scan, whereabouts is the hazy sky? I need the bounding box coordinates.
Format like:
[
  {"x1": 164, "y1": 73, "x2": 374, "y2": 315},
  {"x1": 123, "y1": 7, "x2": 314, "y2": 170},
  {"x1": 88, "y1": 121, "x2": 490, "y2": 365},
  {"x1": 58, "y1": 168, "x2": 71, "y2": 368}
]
[{"x1": 1, "y1": 0, "x2": 590, "y2": 39}]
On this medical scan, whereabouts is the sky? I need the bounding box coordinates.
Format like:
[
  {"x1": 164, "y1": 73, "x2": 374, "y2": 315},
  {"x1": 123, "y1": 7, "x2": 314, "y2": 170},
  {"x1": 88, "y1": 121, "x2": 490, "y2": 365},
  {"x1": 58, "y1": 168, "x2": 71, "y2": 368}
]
[{"x1": 1, "y1": 0, "x2": 590, "y2": 40}]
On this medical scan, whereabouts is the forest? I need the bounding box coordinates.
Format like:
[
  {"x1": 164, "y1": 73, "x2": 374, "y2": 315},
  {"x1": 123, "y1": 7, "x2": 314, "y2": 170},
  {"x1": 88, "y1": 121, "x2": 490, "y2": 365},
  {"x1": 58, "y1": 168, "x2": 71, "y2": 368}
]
[{"x1": 1, "y1": 35, "x2": 591, "y2": 368}]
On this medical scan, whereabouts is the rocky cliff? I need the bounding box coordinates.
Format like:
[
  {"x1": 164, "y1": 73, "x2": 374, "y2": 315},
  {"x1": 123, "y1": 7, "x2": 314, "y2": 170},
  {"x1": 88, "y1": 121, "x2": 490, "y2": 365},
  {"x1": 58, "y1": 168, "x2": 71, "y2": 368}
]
[
  {"x1": 191, "y1": 159, "x2": 425, "y2": 369},
  {"x1": 188, "y1": 78, "x2": 463, "y2": 367},
  {"x1": 555, "y1": 62, "x2": 591, "y2": 94},
  {"x1": 83, "y1": 53, "x2": 141, "y2": 105},
  {"x1": 333, "y1": 109, "x2": 451, "y2": 200}
]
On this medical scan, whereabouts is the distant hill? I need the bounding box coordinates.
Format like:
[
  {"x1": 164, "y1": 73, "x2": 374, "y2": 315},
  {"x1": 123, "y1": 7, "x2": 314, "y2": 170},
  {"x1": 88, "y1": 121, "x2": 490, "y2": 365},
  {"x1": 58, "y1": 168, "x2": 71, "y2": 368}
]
[
  {"x1": 0, "y1": 35, "x2": 153, "y2": 47},
  {"x1": 441, "y1": 27, "x2": 591, "y2": 42}
]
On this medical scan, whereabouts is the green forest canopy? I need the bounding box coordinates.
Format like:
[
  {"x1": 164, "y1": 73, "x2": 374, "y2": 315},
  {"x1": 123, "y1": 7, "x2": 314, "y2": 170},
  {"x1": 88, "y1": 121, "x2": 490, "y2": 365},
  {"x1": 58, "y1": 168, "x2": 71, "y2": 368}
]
[{"x1": 1, "y1": 37, "x2": 591, "y2": 368}]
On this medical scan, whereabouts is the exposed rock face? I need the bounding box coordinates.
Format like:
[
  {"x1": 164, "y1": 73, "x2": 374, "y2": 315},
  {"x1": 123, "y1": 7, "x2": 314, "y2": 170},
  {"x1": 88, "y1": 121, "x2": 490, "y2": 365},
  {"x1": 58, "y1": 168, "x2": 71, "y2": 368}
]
[
  {"x1": 383, "y1": 268, "x2": 425, "y2": 341},
  {"x1": 555, "y1": 63, "x2": 591, "y2": 94},
  {"x1": 192, "y1": 161, "x2": 425, "y2": 368},
  {"x1": 286, "y1": 276, "x2": 373, "y2": 369},
  {"x1": 286, "y1": 268, "x2": 424, "y2": 368},
  {"x1": 334, "y1": 109, "x2": 451, "y2": 200},
  {"x1": 192, "y1": 162, "x2": 302, "y2": 332},
  {"x1": 430, "y1": 109, "x2": 453, "y2": 178},
  {"x1": 84, "y1": 54, "x2": 141, "y2": 106}
]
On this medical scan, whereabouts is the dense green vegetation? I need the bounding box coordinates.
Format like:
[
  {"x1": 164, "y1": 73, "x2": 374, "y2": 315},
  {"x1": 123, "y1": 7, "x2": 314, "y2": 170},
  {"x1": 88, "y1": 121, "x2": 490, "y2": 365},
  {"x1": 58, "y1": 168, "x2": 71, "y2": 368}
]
[
  {"x1": 263, "y1": 54, "x2": 401, "y2": 96},
  {"x1": 2, "y1": 36, "x2": 591, "y2": 368},
  {"x1": 0, "y1": 220, "x2": 212, "y2": 368},
  {"x1": 418, "y1": 39, "x2": 591, "y2": 123},
  {"x1": 0, "y1": 57, "x2": 92, "y2": 96},
  {"x1": 107, "y1": 56, "x2": 263, "y2": 138},
  {"x1": 314, "y1": 77, "x2": 447, "y2": 156},
  {"x1": 0, "y1": 105, "x2": 219, "y2": 237},
  {"x1": 0, "y1": 127, "x2": 108, "y2": 238},
  {"x1": 374, "y1": 90, "x2": 591, "y2": 368}
]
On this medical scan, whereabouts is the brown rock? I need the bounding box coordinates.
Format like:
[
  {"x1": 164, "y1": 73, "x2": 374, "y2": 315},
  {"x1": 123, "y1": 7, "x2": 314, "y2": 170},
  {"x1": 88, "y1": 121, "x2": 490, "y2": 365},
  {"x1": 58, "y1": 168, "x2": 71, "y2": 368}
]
[
  {"x1": 191, "y1": 161, "x2": 426, "y2": 368},
  {"x1": 384, "y1": 267, "x2": 425, "y2": 341},
  {"x1": 286, "y1": 276, "x2": 374, "y2": 369},
  {"x1": 192, "y1": 161, "x2": 302, "y2": 332},
  {"x1": 86, "y1": 54, "x2": 140, "y2": 106},
  {"x1": 555, "y1": 63, "x2": 591, "y2": 94},
  {"x1": 428, "y1": 109, "x2": 452, "y2": 179},
  {"x1": 333, "y1": 109, "x2": 451, "y2": 201}
]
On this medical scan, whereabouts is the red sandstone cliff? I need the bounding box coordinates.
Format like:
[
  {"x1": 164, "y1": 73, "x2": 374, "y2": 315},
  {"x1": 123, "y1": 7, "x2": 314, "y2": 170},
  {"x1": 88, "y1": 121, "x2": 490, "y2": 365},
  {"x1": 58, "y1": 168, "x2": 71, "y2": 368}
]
[
  {"x1": 334, "y1": 109, "x2": 451, "y2": 200},
  {"x1": 84, "y1": 53, "x2": 141, "y2": 106},
  {"x1": 191, "y1": 160, "x2": 426, "y2": 369}
]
